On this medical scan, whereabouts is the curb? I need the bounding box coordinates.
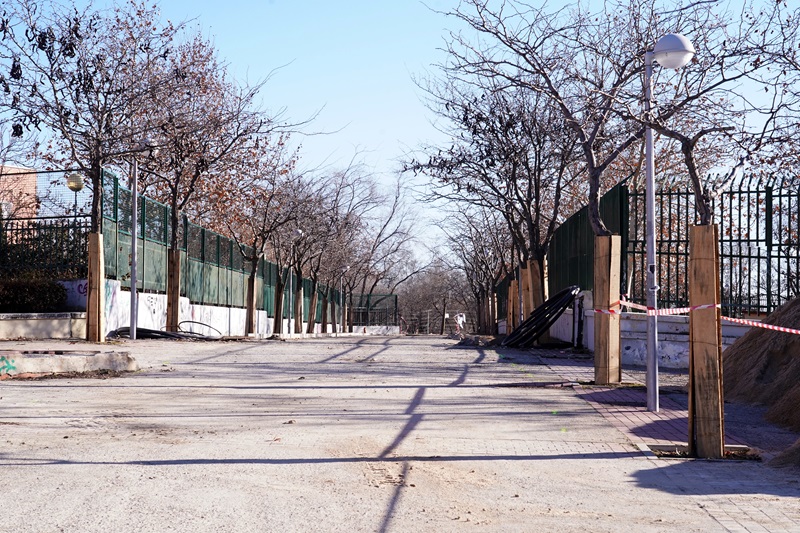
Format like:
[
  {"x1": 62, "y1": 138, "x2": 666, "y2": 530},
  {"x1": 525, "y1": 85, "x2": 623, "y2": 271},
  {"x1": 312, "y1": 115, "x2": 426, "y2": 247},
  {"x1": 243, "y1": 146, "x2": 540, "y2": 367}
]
[{"x1": 0, "y1": 349, "x2": 138, "y2": 379}]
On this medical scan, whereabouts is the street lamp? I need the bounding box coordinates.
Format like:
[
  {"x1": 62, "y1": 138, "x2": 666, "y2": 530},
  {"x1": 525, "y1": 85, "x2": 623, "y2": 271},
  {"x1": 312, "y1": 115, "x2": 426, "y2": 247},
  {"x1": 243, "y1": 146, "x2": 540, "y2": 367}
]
[
  {"x1": 66, "y1": 172, "x2": 84, "y2": 219},
  {"x1": 644, "y1": 33, "x2": 695, "y2": 411},
  {"x1": 129, "y1": 139, "x2": 158, "y2": 341}
]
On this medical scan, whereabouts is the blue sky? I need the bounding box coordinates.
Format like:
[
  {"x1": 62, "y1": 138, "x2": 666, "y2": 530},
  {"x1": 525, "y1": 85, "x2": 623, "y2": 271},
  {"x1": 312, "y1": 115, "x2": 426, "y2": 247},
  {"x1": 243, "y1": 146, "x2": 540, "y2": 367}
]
[{"x1": 151, "y1": 0, "x2": 458, "y2": 179}]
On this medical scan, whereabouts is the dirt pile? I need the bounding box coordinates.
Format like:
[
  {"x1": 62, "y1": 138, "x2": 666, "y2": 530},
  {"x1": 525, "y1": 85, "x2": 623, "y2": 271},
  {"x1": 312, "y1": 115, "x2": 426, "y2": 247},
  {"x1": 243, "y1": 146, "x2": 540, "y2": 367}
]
[{"x1": 724, "y1": 297, "x2": 800, "y2": 465}]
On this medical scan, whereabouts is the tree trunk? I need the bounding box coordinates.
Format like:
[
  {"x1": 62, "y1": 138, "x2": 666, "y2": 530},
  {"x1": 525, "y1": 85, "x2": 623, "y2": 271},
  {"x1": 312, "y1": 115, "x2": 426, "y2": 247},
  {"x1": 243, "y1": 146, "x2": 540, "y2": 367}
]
[
  {"x1": 321, "y1": 286, "x2": 330, "y2": 333},
  {"x1": 166, "y1": 249, "x2": 181, "y2": 332},
  {"x1": 587, "y1": 168, "x2": 611, "y2": 236},
  {"x1": 294, "y1": 272, "x2": 304, "y2": 334},
  {"x1": 273, "y1": 278, "x2": 286, "y2": 334},
  {"x1": 165, "y1": 206, "x2": 183, "y2": 332},
  {"x1": 306, "y1": 278, "x2": 319, "y2": 334},
  {"x1": 244, "y1": 258, "x2": 258, "y2": 335},
  {"x1": 440, "y1": 296, "x2": 447, "y2": 335}
]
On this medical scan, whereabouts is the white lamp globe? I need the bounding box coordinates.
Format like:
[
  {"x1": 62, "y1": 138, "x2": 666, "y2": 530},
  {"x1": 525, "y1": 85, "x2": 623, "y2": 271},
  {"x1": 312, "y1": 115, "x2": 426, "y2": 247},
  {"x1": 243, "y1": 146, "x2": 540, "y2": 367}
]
[
  {"x1": 653, "y1": 33, "x2": 695, "y2": 69},
  {"x1": 66, "y1": 172, "x2": 84, "y2": 192}
]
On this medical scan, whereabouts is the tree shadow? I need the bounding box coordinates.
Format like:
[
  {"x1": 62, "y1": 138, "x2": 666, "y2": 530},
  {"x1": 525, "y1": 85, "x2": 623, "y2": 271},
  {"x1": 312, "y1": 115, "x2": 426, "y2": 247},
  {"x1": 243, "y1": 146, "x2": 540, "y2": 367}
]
[{"x1": 632, "y1": 459, "x2": 800, "y2": 498}]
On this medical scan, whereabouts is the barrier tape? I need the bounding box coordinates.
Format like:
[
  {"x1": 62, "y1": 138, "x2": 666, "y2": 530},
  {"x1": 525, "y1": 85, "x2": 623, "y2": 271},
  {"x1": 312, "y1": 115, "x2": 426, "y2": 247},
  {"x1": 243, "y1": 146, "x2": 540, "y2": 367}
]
[
  {"x1": 594, "y1": 297, "x2": 800, "y2": 336},
  {"x1": 617, "y1": 297, "x2": 719, "y2": 317},
  {"x1": 594, "y1": 308, "x2": 622, "y2": 315},
  {"x1": 721, "y1": 316, "x2": 800, "y2": 336},
  {"x1": 594, "y1": 300, "x2": 621, "y2": 315}
]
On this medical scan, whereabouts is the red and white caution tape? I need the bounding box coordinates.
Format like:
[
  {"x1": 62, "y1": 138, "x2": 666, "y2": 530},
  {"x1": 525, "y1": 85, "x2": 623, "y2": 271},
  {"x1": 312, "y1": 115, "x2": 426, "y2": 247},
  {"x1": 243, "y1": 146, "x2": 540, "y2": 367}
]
[
  {"x1": 617, "y1": 297, "x2": 719, "y2": 316},
  {"x1": 594, "y1": 301, "x2": 621, "y2": 315},
  {"x1": 721, "y1": 316, "x2": 800, "y2": 336},
  {"x1": 594, "y1": 308, "x2": 622, "y2": 315},
  {"x1": 601, "y1": 297, "x2": 800, "y2": 336}
]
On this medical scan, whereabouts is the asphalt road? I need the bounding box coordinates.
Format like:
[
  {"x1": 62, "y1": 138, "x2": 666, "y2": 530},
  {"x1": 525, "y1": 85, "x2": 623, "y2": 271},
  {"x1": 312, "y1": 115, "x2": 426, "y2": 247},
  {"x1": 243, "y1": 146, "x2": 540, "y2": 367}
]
[{"x1": 1, "y1": 336, "x2": 798, "y2": 532}]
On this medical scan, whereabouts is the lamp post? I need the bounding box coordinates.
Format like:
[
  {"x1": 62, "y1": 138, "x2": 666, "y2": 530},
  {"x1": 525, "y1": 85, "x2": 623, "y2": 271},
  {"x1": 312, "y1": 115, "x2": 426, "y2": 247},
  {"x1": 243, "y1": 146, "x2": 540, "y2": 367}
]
[
  {"x1": 644, "y1": 33, "x2": 695, "y2": 411},
  {"x1": 129, "y1": 139, "x2": 157, "y2": 341},
  {"x1": 66, "y1": 173, "x2": 84, "y2": 220}
]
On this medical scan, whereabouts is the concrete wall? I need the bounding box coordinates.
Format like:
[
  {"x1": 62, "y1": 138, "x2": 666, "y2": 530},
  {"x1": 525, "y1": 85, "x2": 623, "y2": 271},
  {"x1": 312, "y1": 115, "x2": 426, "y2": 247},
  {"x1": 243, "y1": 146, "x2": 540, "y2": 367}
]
[
  {"x1": 548, "y1": 290, "x2": 752, "y2": 368},
  {"x1": 0, "y1": 280, "x2": 397, "y2": 340},
  {"x1": 0, "y1": 312, "x2": 86, "y2": 340},
  {"x1": 106, "y1": 282, "x2": 298, "y2": 337}
]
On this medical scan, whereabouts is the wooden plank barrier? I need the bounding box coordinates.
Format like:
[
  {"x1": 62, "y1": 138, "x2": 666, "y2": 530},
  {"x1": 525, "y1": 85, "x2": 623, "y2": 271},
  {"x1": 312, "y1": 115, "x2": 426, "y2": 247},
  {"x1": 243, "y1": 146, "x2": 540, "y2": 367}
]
[
  {"x1": 593, "y1": 235, "x2": 621, "y2": 384},
  {"x1": 86, "y1": 232, "x2": 105, "y2": 343},
  {"x1": 688, "y1": 224, "x2": 724, "y2": 458}
]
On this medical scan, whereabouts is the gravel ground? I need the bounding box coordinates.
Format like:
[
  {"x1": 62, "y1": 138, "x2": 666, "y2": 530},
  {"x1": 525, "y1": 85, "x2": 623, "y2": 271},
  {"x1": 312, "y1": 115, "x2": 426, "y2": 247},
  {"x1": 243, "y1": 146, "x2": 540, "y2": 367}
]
[{"x1": 1, "y1": 336, "x2": 798, "y2": 533}]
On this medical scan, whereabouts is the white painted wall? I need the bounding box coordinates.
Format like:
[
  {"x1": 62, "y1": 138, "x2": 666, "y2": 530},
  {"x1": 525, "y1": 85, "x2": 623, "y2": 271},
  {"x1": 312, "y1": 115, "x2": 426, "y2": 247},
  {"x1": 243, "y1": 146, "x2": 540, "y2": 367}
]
[
  {"x1": 547, "y1": 290, "x2": 752, "y2": 368},
  {"x1": 101, "y1": 281, "x2": 388, "y2": 338}
]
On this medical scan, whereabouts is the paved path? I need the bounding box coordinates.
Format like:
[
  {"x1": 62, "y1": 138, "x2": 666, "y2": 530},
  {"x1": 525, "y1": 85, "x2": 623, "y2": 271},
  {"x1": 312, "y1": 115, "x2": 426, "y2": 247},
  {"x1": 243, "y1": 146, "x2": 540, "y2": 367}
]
[{"x1": 0, "y1": 336, "x2": 798, "y2": 532}]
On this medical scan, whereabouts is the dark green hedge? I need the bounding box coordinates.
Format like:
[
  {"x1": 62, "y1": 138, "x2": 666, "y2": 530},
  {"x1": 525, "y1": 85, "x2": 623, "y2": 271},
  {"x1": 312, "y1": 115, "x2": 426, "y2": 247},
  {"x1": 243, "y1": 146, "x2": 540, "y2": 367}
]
[{"x1": 0, "y1": 278, "x2": 68, "y2": 313}]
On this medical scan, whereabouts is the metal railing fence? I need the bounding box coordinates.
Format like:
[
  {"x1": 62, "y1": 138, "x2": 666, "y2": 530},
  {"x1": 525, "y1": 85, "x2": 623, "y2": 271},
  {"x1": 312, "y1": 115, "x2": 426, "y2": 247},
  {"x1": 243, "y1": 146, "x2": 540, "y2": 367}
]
[
  {"x1": 0, "y1": 216, "x2": 90, "y2": 279},
  {"x1": 548, "y1": 174, "x2": 800, "y2": 317}
]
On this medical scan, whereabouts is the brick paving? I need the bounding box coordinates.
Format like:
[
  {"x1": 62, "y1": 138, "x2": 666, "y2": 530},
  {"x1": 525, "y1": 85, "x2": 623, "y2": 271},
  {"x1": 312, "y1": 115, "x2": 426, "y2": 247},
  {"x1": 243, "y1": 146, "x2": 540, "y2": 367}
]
[
  {"x1": 535, "y1": 352, "x2": 748, "y2": 448},
  {"x1": 526, "y1": 349, "x2": 800, "y2": 533}
]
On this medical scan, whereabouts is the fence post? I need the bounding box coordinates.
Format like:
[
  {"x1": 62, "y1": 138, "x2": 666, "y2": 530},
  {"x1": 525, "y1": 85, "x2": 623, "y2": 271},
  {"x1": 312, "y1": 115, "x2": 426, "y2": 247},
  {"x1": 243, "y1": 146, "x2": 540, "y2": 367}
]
[
  {"x1": 765, "y1": 186, "x2": 773, "y2": 313},
  {"x1": 688, "y1": 224, "x2": 724, "y2": 459},
  {"x1": 593, "y1": 235, "x2": 621, "y2": 384}
]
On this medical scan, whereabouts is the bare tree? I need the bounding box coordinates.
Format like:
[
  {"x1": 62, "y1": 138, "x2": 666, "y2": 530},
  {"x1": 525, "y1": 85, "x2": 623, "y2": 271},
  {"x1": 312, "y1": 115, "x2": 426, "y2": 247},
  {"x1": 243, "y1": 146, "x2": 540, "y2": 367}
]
[
  {"x1": 0, "y1": 0, "x2": 186, "y2": 231},
  {"x1": 203, "y1": 133, "x2": 300, "y2": 335},
  {"x1": 409, "y1": 75, "x2": 583, "y2": 299}
]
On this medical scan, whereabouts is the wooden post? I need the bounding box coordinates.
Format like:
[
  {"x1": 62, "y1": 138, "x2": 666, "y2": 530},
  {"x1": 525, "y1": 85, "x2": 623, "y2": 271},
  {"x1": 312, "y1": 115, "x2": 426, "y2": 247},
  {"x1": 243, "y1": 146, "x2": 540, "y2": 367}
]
[
  {"x1": 507, "y1": 279, "x2": 518, "y2": 332},
  {"x1": 520, "y1": 263, "x2": 533, "y2": 319},
  {"x1": 86, "y1": 232, "x2": 105, "y2": 343},
  {"x1": 166, "y1": 249, "x2": 181, "y2": 332},
  {"x1": 528, "y1": 258, "x2": 550, "y2": 342},
  {"x1": 593, "y1": 235, "x2": 621, "y2": 384},
  {"x1": 527, "y1": 259, "x2": 546, "y2": 308},
  {"x1": 688, "y1": 224, "x2": 724, "y2": 459}
]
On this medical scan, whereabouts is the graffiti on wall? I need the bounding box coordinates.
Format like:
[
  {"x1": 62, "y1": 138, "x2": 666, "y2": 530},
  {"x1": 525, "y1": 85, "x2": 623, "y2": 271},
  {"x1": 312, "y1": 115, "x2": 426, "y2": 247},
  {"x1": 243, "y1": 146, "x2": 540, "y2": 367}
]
[{"x1": 0, "y1": 355, "x2": 16, "y2": 375}]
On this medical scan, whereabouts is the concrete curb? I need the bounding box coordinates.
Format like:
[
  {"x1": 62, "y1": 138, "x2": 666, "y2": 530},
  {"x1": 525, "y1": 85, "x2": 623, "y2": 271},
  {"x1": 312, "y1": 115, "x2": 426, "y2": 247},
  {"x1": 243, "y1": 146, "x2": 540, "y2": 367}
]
[{"x1": 0, "y1": 349, "x2": 138, "y2": 378}]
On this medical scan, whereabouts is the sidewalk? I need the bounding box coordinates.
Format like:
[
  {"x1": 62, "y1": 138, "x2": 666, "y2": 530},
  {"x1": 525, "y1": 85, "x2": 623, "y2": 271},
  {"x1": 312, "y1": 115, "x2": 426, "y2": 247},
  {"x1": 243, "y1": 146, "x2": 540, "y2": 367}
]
[{"x1": 530, "y1": 349, "x2": 747, "y2": 450}]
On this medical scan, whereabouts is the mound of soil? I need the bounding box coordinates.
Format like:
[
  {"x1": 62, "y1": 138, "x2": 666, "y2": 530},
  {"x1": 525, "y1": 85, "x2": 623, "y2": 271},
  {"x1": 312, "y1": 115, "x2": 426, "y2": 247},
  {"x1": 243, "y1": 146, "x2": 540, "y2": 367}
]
[
  {"x1": 724, "y1": 297, "x2": 800, "y2": 432},
  {"x1": 723, "y1": 297, "x2": 800, "y2": 466}
]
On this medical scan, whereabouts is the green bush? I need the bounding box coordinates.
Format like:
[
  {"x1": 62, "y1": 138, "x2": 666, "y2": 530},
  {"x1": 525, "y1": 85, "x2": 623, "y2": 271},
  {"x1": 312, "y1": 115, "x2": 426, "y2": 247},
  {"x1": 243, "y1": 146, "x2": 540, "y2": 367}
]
[{"x1": 0, "y1": 278, "x2": 68, "y2": 313}]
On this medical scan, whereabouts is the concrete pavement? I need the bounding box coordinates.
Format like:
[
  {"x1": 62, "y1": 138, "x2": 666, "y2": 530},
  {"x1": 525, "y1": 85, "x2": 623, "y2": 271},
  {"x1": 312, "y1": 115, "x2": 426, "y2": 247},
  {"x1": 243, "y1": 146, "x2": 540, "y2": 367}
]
[{"x1": 0, "y1": 336, "x2": 798, "y2": 532}]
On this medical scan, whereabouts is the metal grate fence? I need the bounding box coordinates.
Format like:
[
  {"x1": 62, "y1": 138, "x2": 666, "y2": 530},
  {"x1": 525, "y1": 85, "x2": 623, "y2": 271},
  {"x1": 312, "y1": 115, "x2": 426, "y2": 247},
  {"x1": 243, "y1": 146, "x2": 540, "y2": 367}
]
[{"x1": 548, "y1": 174, "x2": 800, "y2": 317}]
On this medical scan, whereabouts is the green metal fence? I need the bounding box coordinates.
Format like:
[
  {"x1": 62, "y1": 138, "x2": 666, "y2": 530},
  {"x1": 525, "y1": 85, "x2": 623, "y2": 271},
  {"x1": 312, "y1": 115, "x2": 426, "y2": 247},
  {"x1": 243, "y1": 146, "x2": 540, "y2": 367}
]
[
  {"x1": 99, "y1": 171, "x2": 371, "y2": 322},
  {"x1": 546, "y1": 181, "x2": 628, "y2": 295},
  {"x1": 0, "y1": 216, "x2": 90, "y2": 279},
  {"x1": 548, "y1": 175, "x2": 800, "y2": 317},
  {"x1": 1, "y1": 168, "x2": 395, "y2": 325}
]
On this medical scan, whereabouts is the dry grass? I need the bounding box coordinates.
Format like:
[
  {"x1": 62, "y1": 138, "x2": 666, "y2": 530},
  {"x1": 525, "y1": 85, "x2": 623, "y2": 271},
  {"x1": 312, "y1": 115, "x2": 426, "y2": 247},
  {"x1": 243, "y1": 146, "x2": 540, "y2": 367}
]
[{"x1": 723, "y1": 297, "x2": 800, "y2": 466}]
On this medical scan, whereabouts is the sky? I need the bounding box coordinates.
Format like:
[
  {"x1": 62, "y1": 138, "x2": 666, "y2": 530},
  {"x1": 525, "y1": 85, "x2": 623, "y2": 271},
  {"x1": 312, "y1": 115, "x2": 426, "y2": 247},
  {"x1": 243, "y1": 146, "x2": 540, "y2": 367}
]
[{"x1": 149, "y1": 0, "x2": 459, "y2": 181}]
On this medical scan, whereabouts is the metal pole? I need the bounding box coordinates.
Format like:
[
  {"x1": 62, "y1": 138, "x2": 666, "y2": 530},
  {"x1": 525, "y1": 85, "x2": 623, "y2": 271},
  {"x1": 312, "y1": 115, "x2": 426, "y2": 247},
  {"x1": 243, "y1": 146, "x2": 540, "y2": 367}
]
[
  {"x1": 644, "y1": 51, "x2": 659, "y2": 412},
  {"x1": 130, "y1": 158, "x2": 138, "y2": 341}
]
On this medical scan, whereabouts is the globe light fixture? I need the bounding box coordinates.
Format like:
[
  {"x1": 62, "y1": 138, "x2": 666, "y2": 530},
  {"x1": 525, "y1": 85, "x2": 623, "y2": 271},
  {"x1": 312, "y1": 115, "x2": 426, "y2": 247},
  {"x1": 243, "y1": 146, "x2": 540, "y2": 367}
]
[
  {"x1": 66, "y1": 172, "x2": 84, "y2": 218},
  {"x1": 653, "y1": 33, "x2": 696, "y2": 69}
]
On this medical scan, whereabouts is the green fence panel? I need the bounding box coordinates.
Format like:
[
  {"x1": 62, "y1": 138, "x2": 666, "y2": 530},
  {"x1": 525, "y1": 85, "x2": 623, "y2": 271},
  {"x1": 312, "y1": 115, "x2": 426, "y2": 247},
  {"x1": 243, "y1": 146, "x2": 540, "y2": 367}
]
[
  {"x1": 547, "y1": 181, "x2": 627, "y2": 296},
  {"x1": 186, "y1": 258, "x2": 204, "y2": 302},
  {"x1": 103, "y1": 221, "x2": 119, "y2": 280},
  {"x1": 144, "y1": 245, "x2": 165, "y2": 293}
]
